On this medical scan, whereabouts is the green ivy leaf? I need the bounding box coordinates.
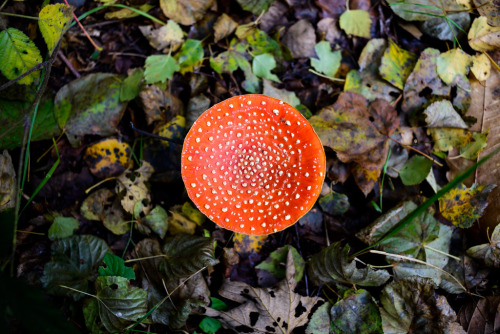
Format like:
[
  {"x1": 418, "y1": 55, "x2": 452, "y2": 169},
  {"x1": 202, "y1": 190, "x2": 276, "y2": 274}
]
[
  {"x1": 339, "y1": 10, "x2": 372, "y2": 38},
  {"x1": 0, "y1": 28, "x2": 42, "y2": 85},
  {"x1": 98, "y1": 253, "x2": 136, "y2": 280},
  {"x1": 38, "y1": 4, "x2": 73, "y2": 55},
  {"x1": 144, "y1": 54, "x2": 179, "y2": 84},
  {"x1": 310, "y1": 41, "x2": 341, "y2": 77},
  {"x1": 48, "y1": 216, "x2": 79, "y2": 240},
  {"x1": 252, "y1": 53, "x2": 280, "y2": 82},
  {"x1": 175, "y1": 39, "x2": 203, "y2": 74}
]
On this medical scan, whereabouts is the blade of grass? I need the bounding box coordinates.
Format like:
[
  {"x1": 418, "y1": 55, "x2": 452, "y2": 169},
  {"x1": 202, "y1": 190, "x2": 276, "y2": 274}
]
[{"x1": 352, "y1": 145, "x2": 500, "y2": 258}]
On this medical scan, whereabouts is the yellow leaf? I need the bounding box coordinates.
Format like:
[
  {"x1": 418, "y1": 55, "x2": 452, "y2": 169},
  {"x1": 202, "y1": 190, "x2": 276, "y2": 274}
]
[
  {"x1": 468, "y1": 17, "x2": 500, "y2": 52},
  {"x1": 84, "y1": 138, "x2": 132, "y2": 178},
  {"x1": 470, "y1": 53, "x2": 491, "y2": 82},
  {"x1": 38, "y1": 4, "x2": 73, "y2": 55},
  {"x1": 233, "y1": 233, "x2": 268, "y2": 255},
  {"x1": 379, "y1": 39, "x2": 417, "y2": 90},
  {"x1": 436, "y1": 48, "x2": 471, "y2": 85},
  {"x1": 339, "y1": 10, "x2": 372, "y2": 39},
  {"x1": 105, "y1": 4, "x2": 154, "y2": 20}
]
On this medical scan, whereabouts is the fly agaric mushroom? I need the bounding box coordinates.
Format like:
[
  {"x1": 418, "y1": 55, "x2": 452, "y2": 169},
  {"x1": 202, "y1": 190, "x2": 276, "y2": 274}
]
[{"x1": 181, "y1": 94, "x2": 325, "y2": 235}]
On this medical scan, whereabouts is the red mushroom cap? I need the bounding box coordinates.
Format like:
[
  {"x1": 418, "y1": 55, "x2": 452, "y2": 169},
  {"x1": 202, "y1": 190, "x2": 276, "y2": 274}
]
[{"x1": 181, "y1": 94, "x2": 326, "y2": 235}]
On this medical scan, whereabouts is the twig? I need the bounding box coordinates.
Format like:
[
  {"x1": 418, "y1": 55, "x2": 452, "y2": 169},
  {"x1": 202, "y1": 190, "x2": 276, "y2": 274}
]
[
  {"x1": 57, "y1": 50, "x2": 81, "y2": 78},
  {"x1": 389, "y1": 135, "x2": 443, "y2": 167},
  {"x1": 0, "y1": 61, "x2": 50, "y2": 91}
]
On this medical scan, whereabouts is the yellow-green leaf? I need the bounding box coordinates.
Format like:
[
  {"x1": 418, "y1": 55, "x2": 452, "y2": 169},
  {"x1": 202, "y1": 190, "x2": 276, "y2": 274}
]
[
  {"x1": 436, "y1": 48, "x2": 471, "y2": 85},
  {"x1": 428, "y1": 128, "x2": 488, "y2": 160},
  {"x1": 38, "y1": 4, "x2": 73, "y2": 55},
  {"x1": 339, "y1": 10, "x2": 372, "y2": 38},
  {"x1": 470, "y1": 53, "x2": 491, "y2": 82},
  {"x1": 84, "y1": 138, "x2": 132, "y2": 178},
  {"x1": 310, "y1": 41, "x2": 341, "y2": 78},
  {"x1": 0, "y1": 28, "x2": 42, "y2": 85},
  {"x1": 439, "y1": 183, "x2": 496, "y2": 228},
  {"x1": 468, "y1": 17, "x2": 500, "y2": 52},
  {"x1": 379, "y1": 39, "x2": 417, "y2": 89}
]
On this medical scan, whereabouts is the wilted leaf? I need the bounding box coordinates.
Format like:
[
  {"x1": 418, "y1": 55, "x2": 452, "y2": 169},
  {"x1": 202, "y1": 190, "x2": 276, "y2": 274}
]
[
  {"x1": 38, "y1": 4, "x2": 72, "y2": 55},
  {"x1": 310, "y1": 41, "x2": 341, "y2": 77},
  {"x1": 379, "y1": 277, "x2": 465, "y2": 334},
  {"x1": 81, "y1": 188, "x2": 114, "y2": 221},
  {"x1": 213, "y1": 13, "x2": 238, "y2": 42},
  {"x1": 175, "y1": 39, "x2": 203, "y2": 74},
  {"x1": 0, "y1": 28, "x2": 42, "y2": 85},
  {"x1": 48, "y1": 216, "x2": 79, "y2": 241},
  {"x1": 470, "y1": 53, "x2": 491, "y2": 82},
  {"x1": 436, "y1": 48, "x2": 471, "y2": 85},
  {"x1": 137, "y1": 205, "x2": 168, "y2": 238},
  {"x1": 139, "y1": 20, "x2": 184, "y2": 52},
  {"x1": 330, "y1": 289, "x2": 383, "y2": 334},
  {"x1": 54, "y1": 73, "x2": 127, "y2": 147},
  {"x1": 379, "y1": 39, "x2": 417, "y2": 90},
  {"x1": 233, "y1": 233, "x2": 268, "y2": 255},
  {"x1": 458, "y1": 296, "x2": 500, "y2": 332},
  {"x1": 309, "y1": 242, "x2": 390, "y2": 287},
  {"x1": 467, "y1": 223, "x2": 500, "y2": 267},
  {"x1": 115, "y1": 161, "x2": 154, "y2": 216},
  {"x1": 160, "y1": 0, "x2": 214, "y2": 26},
  {"x1": 235, "y1": 0, "x2": 275, "y2": 14},
  {"x1": 41, "y1": 235, "x2": 110, "y2": 300},
  {"x1": 306, "y1": 301, "x2": 332, "y2": 334},
  {"x1": 84, "y1": 138, "x2": 132, "y2": 178},
  {"x1": 282, "y1": 19, "x2": 316, "y2": 58},
  {"x1": 439, "y1": 183, "x2": 496, "y2": 228},
  {"x1": 98, "y1": 253, "x2": 135, "y2": 280},
  {"x1": 424, "y1": 100, "x2": 467, "y2": 128},
  {"x1": 399, "y1": 155, "x2": 433, "y2": 186},
  {"x1": 0, "y1": 150, "x2": 15, "y2": 211},
  {"x1": 144, "y1": 54, "x2": 179, "y2": 84},
  {"x1": 256, "y1": 246, "x2": 305, "y2": 282},
  {"x1": 468, "y1": 17, "x2": 500, "y2": 52},
  {"x1": 252, "y1": 53, "x2": 280, "y2": 82},
  {"x1": 92, "y1": 276, "x2": 147, "y2": 332},
  {"x1": 339, "y1": 10, "x2": 372, "y2": 38},
  {"x1": 319, "y1": 192, "x2": 350, "y2": 215},
  {"x1": 203, "y1": 250, "x2": 322, "y2": 334}
]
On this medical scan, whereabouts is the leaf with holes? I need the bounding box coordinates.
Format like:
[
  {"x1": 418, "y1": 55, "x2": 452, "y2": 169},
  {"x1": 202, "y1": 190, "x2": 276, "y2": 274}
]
[
  {"x1": 0, "y1": 28, "x2": 42, "y2": 85},
  {"x1": 203, "y1": 249, "x2": 322, "y2": 334},
  {"x1": 38, "y1": 4, "x2": 73, "y2": 55}
]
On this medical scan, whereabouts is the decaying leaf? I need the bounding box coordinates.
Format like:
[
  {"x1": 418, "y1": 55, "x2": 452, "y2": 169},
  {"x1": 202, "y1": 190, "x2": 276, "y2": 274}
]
[
  {"x1": 175, "y1": 39, "x2": 204, "y2": 74},
  {"x1": 213, "y1": 13, "x2": 238, "y2": 42},
  {"x1": 282, "y1": 19, "x2": 316, "y2": 58},
  {"x1": 203, "y1": 250, "x2": 322, "y2": 334},
  {"x1": 160, "y1": 0, "x2": 214, "y2": 26},
  {"x1": 84, "y1": 138, "x2": 132, "y2": 178},
  {"x1": 470, "y1": 53, "x2": 491, "y2": 82},
  {"x1": 41, "y1": 235, "x2": 110, "y2": 300},
  {"x1": 306, "y1": 301, "x2": 332, "y2": 334},
  {"x1": 467, "y1": 223, "x2": 500, "y2": 267},
  {"x1": 458, "y1": 296, "x2": 500, "y2": 333},
  {"x1": 436, "y1": 48, "x2": 471, "y2": 86},
  {"x1": 233, "y1": 233, "x2": 268, "y2": 255},
  {"x1": 318, "y1": 191, "x2": 350, "y2": 215},
  {"x1": 48, "y1": 216, "x2": 79, "y2": 241},
  {"x1": 256, "y1": 245, "x2": 305, "y2": 283},
  {"x1": 428, "y1": 128, "x2": 488, "y2": 160},
  {"x1": 38, "y1": 4, "x2": 72, "y2": 55},
  {"x1": 439, "y1": 183, "x2": 496, "y2": 228},
  {"x1": 468, "y1": 17, "x2": 500, "y2": 52},
  {"x1": 386, "y1": 0, "x2": 467, "y2": 22},
  {"x1": 424, "y1": 100, "x2": 467, "y2": 129},
  {"x1": 379, "y1": 39, "x2": 417, "y2": 90},
  {"x1": 308, "y1": 242, "x2": 390, "y2": 287},
  {"x1": 0, "y1": 150, "x2": 15, "y2": 211},
  {"x1": 115, "y1": 161, "x2": 154, "y2": 217},
  {"x1": 379, "y1": 277, "x2": 465, "y2": 334},
  {"x1": 137, "y1": 205, "x2": 168, "y2": 238},
  {"x1": 139, "y1": 20, "x2": 184, "y2": 52}
]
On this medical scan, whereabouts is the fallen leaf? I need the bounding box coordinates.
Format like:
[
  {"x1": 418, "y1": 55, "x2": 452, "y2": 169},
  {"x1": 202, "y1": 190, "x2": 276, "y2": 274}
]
[
  {"x1": 255, "y1": 245, "x2": 305, "y2": 283},
  {"x1": 156, "y1": 115, "x2": 186, "y2": 148},
  {"x1": 160, "y1": 0, "x2": 214, "y2": 26},
  {"x1": 120, "y1": 68, "x2": 144, "y2": 102},
  {"x1": 458, "y1": 296, "x2": 500, "y2": 333},
  {"x1": 428, "y1": 128, "x2": 488, "y2": 159},
  {"x1": 203, "y1": 250, "x2": 322, "y2": 334},
  {"x1": 252, "y1": 53, "x2": 280, "y2": 82},
  {"x1": 318, "y1": 191, "x2": 350, "y2": 215},
  {"x1": 169, "y1": 210, "x2": 197, "y2": 235},
  {"x1": 305, "y1": 301, "x2": 332, "y2": 334},
  {"x1": 468, "y1": 17, "x2": 500, "y2": 52},
  {"x1": 38, "y1": 4, "x2": 73, "y2": 55},
  {"x1": 474, "y1": 0, "x2": 500, "y2": 27},
  {"x1": 310, "y1": 41, "x2": 341, "y2": 78},
  {"x1": 98, "y1": 253, "x2": 135, "y2": 280},
  {"x1": 467, "y1": 223, "x2": 500, "y2": 267},
  {"x1": 41, "y1": 235, "x2": 110, "y2": 300},
  {"x1": 386, "y1": 0, "x2": 467, "y2": 21},
  {"x1": 399, "y1": 155, "x2": 433, "y2": 186},
  {"x1": 139, "y1": 20, "x2": 184, "y2": 52},
  {"x1": 235, "y1": 0, "x2": 275, "y2": 14},
  {"x1": 213, "y1": 13, "x2": 238, "y2": 42},
  {"x1": 181, "y1": 201, "x2": 206, "y2": 226},
  {"x1": 308, "y1": 242, "x2": 390, "y2": 287},
  {"x1": 330, "y1": 289, "x2": 383, "y2": 333},
  {"x1": 175, "y1": 39, "x2": 204, "y2": 74},
  {"x1": 81, "y1": 188, "x2": 114, "y2": 221},
  {"x1": 48, "y1": 216, "x2": 79, "y2": 240},
  {"x1": 137, "y1": 205, "x2": 168, "y2": 238},
  {"x1": 339, "y1": 9, "x2": 372, "y2": 38},
  {"x1": 379, "y1": 39, "x2": 417, "y2": 90},
  {"x1": 115, "y1": 161, "x2": 154, "y2": 216},
  {"x1": 144, "y1": 54, "x2": 179, "y2": 84},
  {"x1": 424, "y1": 100, "x2": 467, "y2": 129},
  {"x1": 352, "y1": 164, "x2": 381, "y2": 196},
  {"x1": 138, "y1": 84, "x2": 184, "y2": 125},
  {"x1": 282, "y1": 19, "x2": 316, "y2": 58},
  {"x1": 54, "y1": 73, "x2": 127, "y2": 147},
  {"x1": 470, "y1": 53, "x2": 491, "y2": 82},
  {"x1": 233, "y1": 233, "x2": 268, "y2": 255},
  {"x1": 379, "y1": 277, "x2": 465, "y2": 333},
  {"x1": 84, "y1": 138, "x2": 132, "y2": 178},
  {"x1": 104, "y1": 4, "x2": 154, "y2": 20},
  {"x1": 419, "y1": 12, "x2": 470, "y2": 41},
  {"x1": 439, "y1": 183, "x2": 496, "y2": 228},
  {"x1": 262, "y1": 79, "x2": 300, "y2": 106},
  {"x1": 436, "y1": 48, "x2": 472, "y2": 85},
  {"x1": 0, "y1": 150, "x2": 15, "y2": 210}
]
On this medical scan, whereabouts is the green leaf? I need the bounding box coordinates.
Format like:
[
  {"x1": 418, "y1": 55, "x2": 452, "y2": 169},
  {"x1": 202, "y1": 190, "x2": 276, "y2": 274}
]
[
  {"x1": 386, "y1": 0, "x2": 467, "y2": 21},
  {"x1": 252, "y1": 53, "x2": 280, "y2": 82},
  {"x1": 41, "y1": 235, "x2": 110, "y2": 300},
  {"x1": 120, "y1": 68, "x2": 144, "y2": 102},
  {"x1": 93, "y1": 276, "x2": 148, "y2": 333},
  {"x1": 38, "y1": 4, "x2": 73, "y2": 55},
  {"x1": 245, "y1": 28, "x2": 282, "y2": 58},
  {"x1": 53, "y1": 73, "x2": 127, "y2": 147},
  {"x1": 182, "y1": 201, "x2": 205, "y2": 226},
  {"x1": 175, "y1": 39, "x2": 203, "y2": 74},
  {"x1": 255, "y1": 246, "x2": 305, "y2": 282},
  {"x1": 0, "y1": 28, "x2": 42, "y2": 85},
  {"x1": 467, "y1": 223, "x2": 500, "y2": 267},
  {"x1": 399, "y1": 155, "x2": 433, "y2": 185},
  {"x1": 379, "y1": 40, "x2": 417, "y2": 90},
  {"x1": 138, "y1": 205, "x2": 169, "y2": 238},
  {"x1": 310, "y1": 41, "x2": 341, "y2": 77},
  {"x1": 98, "y1": 253, "x2": 136, "y2": 280},
  {"x1": 162, "y1": 234, "x2": 219, "y2": 279},
  {"x1": 199, "y1": 317, "x2": 222, "y2": 334},
  {"x1": 319, "y1": 192, "x2": 350, "y2": 215},
  {"x1": 144, "y1": 54, "x2": 179, "y2": 84},
  {"x1": 210, "y1": 297, "x2": 228, "y2": 311},
  {"x1": 339, "y1": 10, "x2": 372, "y2": 38},
  {"x1": 48, "y1": 216, "x2": 79, "y2": 240},
  {"x1": 235, "y1": 0, "x2": 275, "y2": 14},
  {"x1": 330, "y1": 289, "x2": 383, "y2": 334},
  {"x1": 308, "y1": 242, "x2": 390, "y2": 287}
]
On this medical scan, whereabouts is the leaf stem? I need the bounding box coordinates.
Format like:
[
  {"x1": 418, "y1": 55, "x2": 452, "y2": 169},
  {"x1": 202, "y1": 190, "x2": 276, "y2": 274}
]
[
  {"x1": 389, "y1": 136, "x2": 443, "y2": 167},
  {"x1": 423, "y1": 244, "x2": 461, "y2": 261}
]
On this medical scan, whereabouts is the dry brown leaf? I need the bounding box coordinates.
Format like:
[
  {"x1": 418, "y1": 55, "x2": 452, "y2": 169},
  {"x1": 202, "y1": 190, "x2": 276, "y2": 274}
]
[
  {"x1": 213, "y1": 13, "x2": 238, "y2": 43},
  {"x1": 0, "y1": 150, "x2": 15, "y2": 210},
  {"x1": 282, "y1": 20, "x2": 316, "y2": 58},
  {"x1": 458, "y1": 296, "x2": 500, "y2": 333}
]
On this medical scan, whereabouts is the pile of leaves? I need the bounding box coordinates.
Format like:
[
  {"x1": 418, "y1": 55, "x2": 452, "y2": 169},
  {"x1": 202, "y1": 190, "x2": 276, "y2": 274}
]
[{"x1": 0, "y1": 0, "x2": 499, "y2": 333}]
